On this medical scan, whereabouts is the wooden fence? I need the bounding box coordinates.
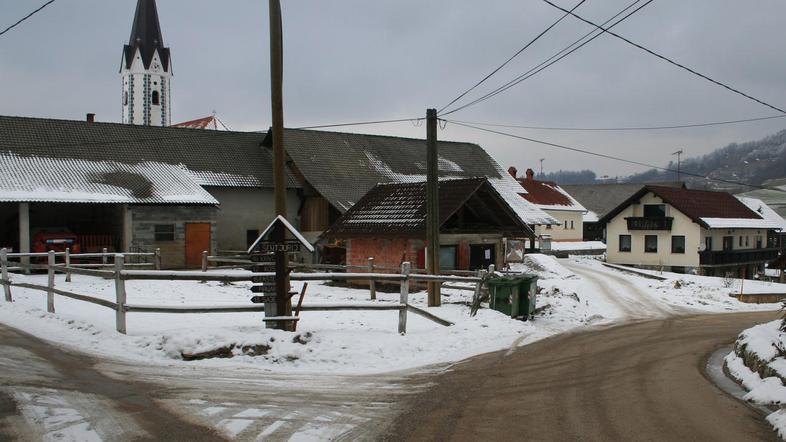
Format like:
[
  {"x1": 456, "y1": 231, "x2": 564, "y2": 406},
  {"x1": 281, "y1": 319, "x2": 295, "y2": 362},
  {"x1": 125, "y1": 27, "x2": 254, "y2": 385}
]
[{"x1": 0, "y1": 248, "x2": 476, "y2": 336}]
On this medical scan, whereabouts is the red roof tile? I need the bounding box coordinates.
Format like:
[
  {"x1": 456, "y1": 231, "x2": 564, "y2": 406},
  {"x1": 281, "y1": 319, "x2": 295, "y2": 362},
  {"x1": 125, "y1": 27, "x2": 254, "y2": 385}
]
[{"x1": 517, "y1": 179, "x2": 573, "y2": 207}]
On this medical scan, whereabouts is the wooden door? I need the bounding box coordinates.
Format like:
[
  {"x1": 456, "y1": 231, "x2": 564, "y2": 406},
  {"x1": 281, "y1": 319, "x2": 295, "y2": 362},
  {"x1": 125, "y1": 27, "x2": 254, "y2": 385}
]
[
  {"x1": 185, "y1": 223, "x2": 211, "y2": 268},
  {"x1": 469, "y1": 244, "x2": 496, "y2": 270}
]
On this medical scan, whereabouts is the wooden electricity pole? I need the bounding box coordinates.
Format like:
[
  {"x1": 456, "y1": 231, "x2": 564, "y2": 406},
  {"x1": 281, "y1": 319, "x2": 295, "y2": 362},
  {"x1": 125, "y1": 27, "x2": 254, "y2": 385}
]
[
  {"x1": 426, "y1": 108, "x2": 441, "y2": 307},
  {"x1": 269, "y1": 0, "x2": 291, "y2": 330}
]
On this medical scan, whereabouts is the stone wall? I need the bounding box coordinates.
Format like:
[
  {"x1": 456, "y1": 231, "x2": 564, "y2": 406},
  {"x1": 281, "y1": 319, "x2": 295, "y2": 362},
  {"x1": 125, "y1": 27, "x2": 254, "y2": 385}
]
[{"x1": 130, "y1": 205, "x2": 217, "y2": 269}]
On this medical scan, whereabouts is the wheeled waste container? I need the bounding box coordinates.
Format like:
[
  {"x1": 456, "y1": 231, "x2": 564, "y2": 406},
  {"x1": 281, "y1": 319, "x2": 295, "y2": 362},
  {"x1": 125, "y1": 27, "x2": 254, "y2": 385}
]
[{"x1": 487, "y1": 274, "x2": 538, "y2": 320}]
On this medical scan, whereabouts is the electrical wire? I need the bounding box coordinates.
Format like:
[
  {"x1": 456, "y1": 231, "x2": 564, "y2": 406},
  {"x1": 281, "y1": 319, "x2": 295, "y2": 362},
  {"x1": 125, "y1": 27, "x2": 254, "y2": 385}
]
[
  {"x1": 437, "y1": 0, "x2": 586, "y2": 114},
  {"x1": 542, "y1": 0, "x2": 786, "y2": 115},
  {"x1": 294, "y1": 117, "x2": 422, "y2": 130},
  {"x1": 448, "y1": 114, "x2": 786, "y2": 132},
  {"x1": 445, "y1": 119, "x2": 786, "y2": 192},
  {"x1": 0, "y1": 0, "x2": 57, "y2": 37},
  {"x1": 441, "y1": 0, "x2": 651, "y2": 117}
]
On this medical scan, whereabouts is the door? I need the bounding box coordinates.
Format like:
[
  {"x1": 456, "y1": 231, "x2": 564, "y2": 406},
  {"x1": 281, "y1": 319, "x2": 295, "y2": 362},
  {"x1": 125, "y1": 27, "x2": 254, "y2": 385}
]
[
  {"x1": 185, "y1": 223, "x2": 211, "y2": 268},
  {"x1": 469, "y1": 244, "x2": 496, "y2": 270}
]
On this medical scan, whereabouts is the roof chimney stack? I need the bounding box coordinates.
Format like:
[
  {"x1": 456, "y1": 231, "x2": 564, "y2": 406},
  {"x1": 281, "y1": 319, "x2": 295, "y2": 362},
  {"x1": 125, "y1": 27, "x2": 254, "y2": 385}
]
[
  {"x1": 86, "y1": 113, "x2": 95, "y2": 123},
  {"x1": 508, "y1": 166, "x2": 517, "y2": 179},
  {"x1": 525, "y1": 168, "x2": 535, "y2": 181}
]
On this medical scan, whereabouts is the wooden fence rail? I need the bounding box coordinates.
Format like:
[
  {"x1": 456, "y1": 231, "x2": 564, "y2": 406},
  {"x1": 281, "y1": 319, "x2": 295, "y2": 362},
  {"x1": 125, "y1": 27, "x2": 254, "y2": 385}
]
[{"x1": 0, "y1": 248, "x2": 463, "y2": 336}]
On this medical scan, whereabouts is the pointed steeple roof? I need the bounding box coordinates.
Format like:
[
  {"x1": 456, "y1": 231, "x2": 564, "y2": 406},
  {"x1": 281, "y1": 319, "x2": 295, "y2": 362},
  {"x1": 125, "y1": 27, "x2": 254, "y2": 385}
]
[{"x1": 122, "y1": 0, "x2": 170, "y2": 72}]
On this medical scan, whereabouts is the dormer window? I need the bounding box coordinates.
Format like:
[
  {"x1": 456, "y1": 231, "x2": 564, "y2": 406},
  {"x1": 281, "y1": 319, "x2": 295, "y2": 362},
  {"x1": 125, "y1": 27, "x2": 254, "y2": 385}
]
[{"x1": 151, "y1": 90, "x2": 160, "y2": 105}]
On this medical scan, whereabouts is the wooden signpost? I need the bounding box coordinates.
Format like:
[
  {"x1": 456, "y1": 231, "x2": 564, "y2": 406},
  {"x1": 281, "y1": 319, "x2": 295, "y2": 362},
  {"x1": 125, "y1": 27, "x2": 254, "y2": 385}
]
[{"x1": 247, "y1": 215, "x2": 314, "y2": 331}]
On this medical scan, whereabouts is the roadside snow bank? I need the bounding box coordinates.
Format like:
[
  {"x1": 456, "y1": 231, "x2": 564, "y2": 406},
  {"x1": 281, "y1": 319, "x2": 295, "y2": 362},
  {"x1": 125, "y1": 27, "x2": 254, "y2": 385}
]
[
  {"x1": 0, "y1": 271, "x2": 599, "y2": 375},
  {"x1": 514, "y1": 254, "x2": 575, "y2": 279},
  {"x1": 726, "y1": 318, "x2": 786, "y2": 438}
]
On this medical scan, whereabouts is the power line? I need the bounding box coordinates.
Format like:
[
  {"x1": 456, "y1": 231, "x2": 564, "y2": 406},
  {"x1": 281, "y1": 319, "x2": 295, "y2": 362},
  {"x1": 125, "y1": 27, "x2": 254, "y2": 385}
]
[
  {"x1": 542, "y1": 0, "x2": 786, "y2": 115},
  {"x1": 0, "y1": 0, "x2": 56, "y2": 38},
  {"x1": 445, "y1": 119, "x2": 786, "y2": 192},
  {"x1": 441, "y1": 0, "x2": 651, "y2": 117},
  {"x1": 437, "y1": 0, "x2": 586, "y2": 114},
  {"x1": 448, "y1": 113, "x2": 786, "y2": 132},
  {"x1": 294, "y1": 117, "x2": 422, "y2": 130}
]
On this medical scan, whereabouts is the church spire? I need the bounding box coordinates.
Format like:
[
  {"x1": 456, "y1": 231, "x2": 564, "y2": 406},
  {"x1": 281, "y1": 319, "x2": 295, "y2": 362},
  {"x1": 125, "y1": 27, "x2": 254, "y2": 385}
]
[
  {"x1": 120, "y1": 0, "x2": 172, "y2": 126},
  {"x1": 122, "y1": 0, "x2": 170, "y2": 72}
]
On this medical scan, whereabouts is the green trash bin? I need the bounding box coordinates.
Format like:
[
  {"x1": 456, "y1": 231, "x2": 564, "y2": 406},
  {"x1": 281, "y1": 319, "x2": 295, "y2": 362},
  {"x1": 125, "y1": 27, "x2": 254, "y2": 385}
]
[{"x1": 487, "y1": 274, "x2": 538, "y2": 320}]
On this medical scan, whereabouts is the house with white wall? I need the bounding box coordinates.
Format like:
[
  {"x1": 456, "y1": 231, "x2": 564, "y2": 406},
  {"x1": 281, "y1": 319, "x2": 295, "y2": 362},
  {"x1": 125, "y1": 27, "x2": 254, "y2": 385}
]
[
  {"x1": 600, "y1": 185, "x2": 782, "y2": 277},
  {"x1": 509, "y1": 167, "x2": 584, "y2": 242}
]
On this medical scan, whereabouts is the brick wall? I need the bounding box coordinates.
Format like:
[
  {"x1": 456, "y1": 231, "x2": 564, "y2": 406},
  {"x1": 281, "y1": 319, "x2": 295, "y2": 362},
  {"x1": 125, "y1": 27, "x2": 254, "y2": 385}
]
[{"x1": 346, "y1": 237, "x2": 424, "y2": 271}]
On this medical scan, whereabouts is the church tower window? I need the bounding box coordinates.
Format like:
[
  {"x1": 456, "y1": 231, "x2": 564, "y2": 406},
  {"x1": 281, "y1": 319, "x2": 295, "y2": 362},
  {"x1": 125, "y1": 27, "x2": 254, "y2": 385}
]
[{"x1": 152, "y1": 90, "x2": 160, "y2": 105}]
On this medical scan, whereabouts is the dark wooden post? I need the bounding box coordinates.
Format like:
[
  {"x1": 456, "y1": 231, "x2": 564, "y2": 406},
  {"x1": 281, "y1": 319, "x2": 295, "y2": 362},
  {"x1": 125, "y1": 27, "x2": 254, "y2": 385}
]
[
  {"x1": 399, "y1": 261, "x2": 411, "y2": 335},
  {"x1": 0, "y1": 248, "x2": 11, "y2": 302},
  {"x1": 426, "y1": 108, "x2": 441, "y2": 307}
]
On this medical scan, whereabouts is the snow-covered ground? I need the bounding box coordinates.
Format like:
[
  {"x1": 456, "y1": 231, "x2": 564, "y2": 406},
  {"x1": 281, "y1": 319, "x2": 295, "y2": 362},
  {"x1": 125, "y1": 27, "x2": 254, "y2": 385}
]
[
  {"x1": 0, "y1": 255, "x2": 783, "y2": 376},
  {"x1": 725, "y1": 318, "x2": 786, "y2": 439}
]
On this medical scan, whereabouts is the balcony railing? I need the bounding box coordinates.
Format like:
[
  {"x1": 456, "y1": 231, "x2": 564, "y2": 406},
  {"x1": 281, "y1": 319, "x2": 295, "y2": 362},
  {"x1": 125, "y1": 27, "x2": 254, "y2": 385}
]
[
  {"x1": 625, "y1": 217, "x2": 674, "y2": 231},
  {"x1": 699, "y1": 248, "x2": 780, "y2": 267}
]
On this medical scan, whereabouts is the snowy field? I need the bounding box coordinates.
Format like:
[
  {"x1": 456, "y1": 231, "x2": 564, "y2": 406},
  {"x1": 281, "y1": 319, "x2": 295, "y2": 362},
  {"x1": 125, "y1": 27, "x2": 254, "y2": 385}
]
[
  {"x1": 725, "y1": 318, "x2": 786, "y2": 438},
  {"x1": 0, "y1": 255, "x2": 783, "y2": 375}
]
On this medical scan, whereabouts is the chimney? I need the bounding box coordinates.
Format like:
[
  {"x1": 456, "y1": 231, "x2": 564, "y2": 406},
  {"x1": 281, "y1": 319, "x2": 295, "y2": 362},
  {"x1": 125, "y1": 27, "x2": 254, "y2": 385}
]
[
  {"x1": 86, "y1": 113, "x2": 95, "y2": 123},
  {"x1": 508, "y1": 166, "x2": 517, "y2": 179},
  {"x1": 525, "y1": 168, "x2": 535, "y2": 181}
]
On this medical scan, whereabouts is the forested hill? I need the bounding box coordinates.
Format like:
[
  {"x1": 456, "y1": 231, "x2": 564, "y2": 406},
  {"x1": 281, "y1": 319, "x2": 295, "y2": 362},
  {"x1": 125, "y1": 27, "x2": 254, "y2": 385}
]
[{"x1": 625, "y1": 129, "x2": 786, "y2": 192}]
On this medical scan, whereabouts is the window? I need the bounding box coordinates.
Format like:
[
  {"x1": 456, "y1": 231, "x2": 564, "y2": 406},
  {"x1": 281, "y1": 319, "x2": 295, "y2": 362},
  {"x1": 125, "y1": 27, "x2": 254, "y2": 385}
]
[
  {"x1": 123, "y1": 91, "x2": 128, "y2": 105},
  {"x1": 705, "y1": 237, "x2": 713, "y2": 251},
  {"x1": 745, "y1": 236, "x2": 750, "y2": 247},
  {"x1": 246, "y1": 229, "x2": 259, "y2": 248},
  {"x1": 671, "y1": 236, "x2": 685, "y2": 254},
  {"x1": 643, "y1": 204, "x2": 666, "y2": 217},
  {"x1": 563, "y1": 220, "x2": 568, "y2": 230},
  {"x1": 154, "y1": 224, "x2": 175, "y2": 241},
  {"x1": 739, "y1": 236, "x2": 743, "y2": 247},
  {"x1": 723, "y1": 236, "x2": 734, "y2": 251},
  {"x1": 152, "y1": 90, "x2": 160, "y2": 105},
  {"x1": 570, "y1": 220, "x2": 575, "y2": 230},
  {"x1": 545, "y1": 224, "x2": 552, "y2": 230},
  {"x1": 619, "y1": 235, "x2": 632, "y2": 252},
  {"x1": 645, "y1": 235, "x2": 658, "y2": 253},
  {"x1": 756, "y1": 236, "x2": 763, "y2": 249}
]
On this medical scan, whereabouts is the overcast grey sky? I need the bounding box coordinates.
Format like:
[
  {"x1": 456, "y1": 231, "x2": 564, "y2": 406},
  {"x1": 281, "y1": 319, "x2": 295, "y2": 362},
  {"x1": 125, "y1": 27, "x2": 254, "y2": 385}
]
[{"x1": 2, "y1": 0, "x2": 786, "y2": 177}]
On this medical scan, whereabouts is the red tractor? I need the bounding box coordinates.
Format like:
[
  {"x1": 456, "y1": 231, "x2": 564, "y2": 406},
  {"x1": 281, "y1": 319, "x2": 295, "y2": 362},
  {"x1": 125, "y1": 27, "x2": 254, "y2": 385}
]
[{"x1": 31, "y1": 231, "x2": 81, "y2": 254}]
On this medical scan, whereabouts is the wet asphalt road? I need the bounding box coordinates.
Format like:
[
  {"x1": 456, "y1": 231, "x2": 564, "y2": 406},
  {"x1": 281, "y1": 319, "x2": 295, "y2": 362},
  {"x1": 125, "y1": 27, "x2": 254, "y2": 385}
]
[{"x1": 384, "y1": 311, "x2": 781, "y2": 441}]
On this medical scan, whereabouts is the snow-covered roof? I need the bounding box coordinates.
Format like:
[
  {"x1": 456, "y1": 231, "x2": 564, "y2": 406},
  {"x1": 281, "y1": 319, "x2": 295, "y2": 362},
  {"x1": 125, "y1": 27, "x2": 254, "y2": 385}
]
[
  {"x1": 274, "y1": 128, "x2": 557, "y2": 226},
  {"x1": 0, "y1": 152, "x2": 218, "y2": 204},
  {"x1": 735, "y1": 196, "x2": 786, "y2": 231},
  {"x1": 583, "y1": 210, "x2": 600, "y2": 223},
  {"x1": 699, "y1": 217, "x2": 783, "y2": 230},
  {"x1": 516, "y1": 176, "x2": 587, "y2": 213}
]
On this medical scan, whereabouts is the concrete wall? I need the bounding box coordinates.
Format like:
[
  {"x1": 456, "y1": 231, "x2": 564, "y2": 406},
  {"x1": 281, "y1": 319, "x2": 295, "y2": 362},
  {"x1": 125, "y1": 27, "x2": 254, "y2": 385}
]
[
  {"x1": 534, "y1": 210, "x2": 583, "y2": 241},
  {"x1": 130, "y1": 205, "x2": 217, "y2": 269},
  {"x1": 205, "y1": 187, "x2": 301, "y2": 252},
  {"x1": 606, "y1": 192, "x2": 701, "y2": 269}
]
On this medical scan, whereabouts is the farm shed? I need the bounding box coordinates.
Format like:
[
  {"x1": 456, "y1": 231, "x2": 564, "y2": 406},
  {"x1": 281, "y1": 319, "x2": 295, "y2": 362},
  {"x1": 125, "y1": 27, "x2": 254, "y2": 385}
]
[
  {"x1": 321, "y1": 178, "x2": 536, "y2": 272},
  {"x1": 0, "y1": 115, "x2": 302, "y2": 267}
]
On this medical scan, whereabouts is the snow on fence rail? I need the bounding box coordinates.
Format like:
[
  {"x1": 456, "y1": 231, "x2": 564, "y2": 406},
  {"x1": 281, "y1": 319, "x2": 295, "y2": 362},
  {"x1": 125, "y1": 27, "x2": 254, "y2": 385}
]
[{"x1": 0, "y1": 248, "x2": 463, "y2": 335}]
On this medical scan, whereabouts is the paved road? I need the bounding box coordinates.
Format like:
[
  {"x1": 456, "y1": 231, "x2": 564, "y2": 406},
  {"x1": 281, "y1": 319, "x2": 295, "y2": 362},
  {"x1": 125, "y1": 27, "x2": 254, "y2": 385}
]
[
  {"x1": 384, "y1": 311, "x2": 781, "y2": 441},
  {"x1": 0, "y1": 324, "x2": 417, "y2": 441}
]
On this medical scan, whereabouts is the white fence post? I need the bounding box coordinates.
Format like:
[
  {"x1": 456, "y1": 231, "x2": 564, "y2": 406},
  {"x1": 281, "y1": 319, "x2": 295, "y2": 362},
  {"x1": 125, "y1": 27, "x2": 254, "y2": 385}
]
[
  {"x1": 1, "y1": 248, "x2": 11, "y2": 302},
  {"x1": 115, "y1": 254, "x2": 127, "y2": 334},
  {"x1": 65, "y1": 247, "x2": 72, "y2": 283},
  {"x1": 398, "y1": 261, "x2": 411, "y2": 335},
  {"x1": 368, "y1": 257, "x2": 376, "y2": 301},
  {"x1": 47, "y1": 250, "x2": 55, "y2": 313},
  {"x1": 201, "y1": 251, "x2": 208, "y2": 272},
  {"x1": 102, "y1": 248, "x2": 108, "y2": 265},
  {"x1": 154, "y1": 248, "x2": 162, "y2": 270}
]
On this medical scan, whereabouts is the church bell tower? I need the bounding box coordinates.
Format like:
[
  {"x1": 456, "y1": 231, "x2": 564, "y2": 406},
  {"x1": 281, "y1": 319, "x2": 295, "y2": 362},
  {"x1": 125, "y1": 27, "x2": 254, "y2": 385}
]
[{"x1": 120, "y1": 0, "x2": 172, "y2": 126}]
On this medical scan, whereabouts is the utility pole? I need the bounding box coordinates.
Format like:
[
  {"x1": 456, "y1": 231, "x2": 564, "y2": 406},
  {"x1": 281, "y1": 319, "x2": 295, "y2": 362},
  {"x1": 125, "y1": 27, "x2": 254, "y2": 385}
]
[
  {"x1": 539, "y1": 158, "x2": 545, "y2": 177},
  {"x1": 672, "y1": 149, "x2": 683, "y2": 182},
  {"x1": 426, "y1": 108, "x2": 441, "y2": 307},
  {"x1": 269, "y1": 0, "x2": 291, "y2": 330}
]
